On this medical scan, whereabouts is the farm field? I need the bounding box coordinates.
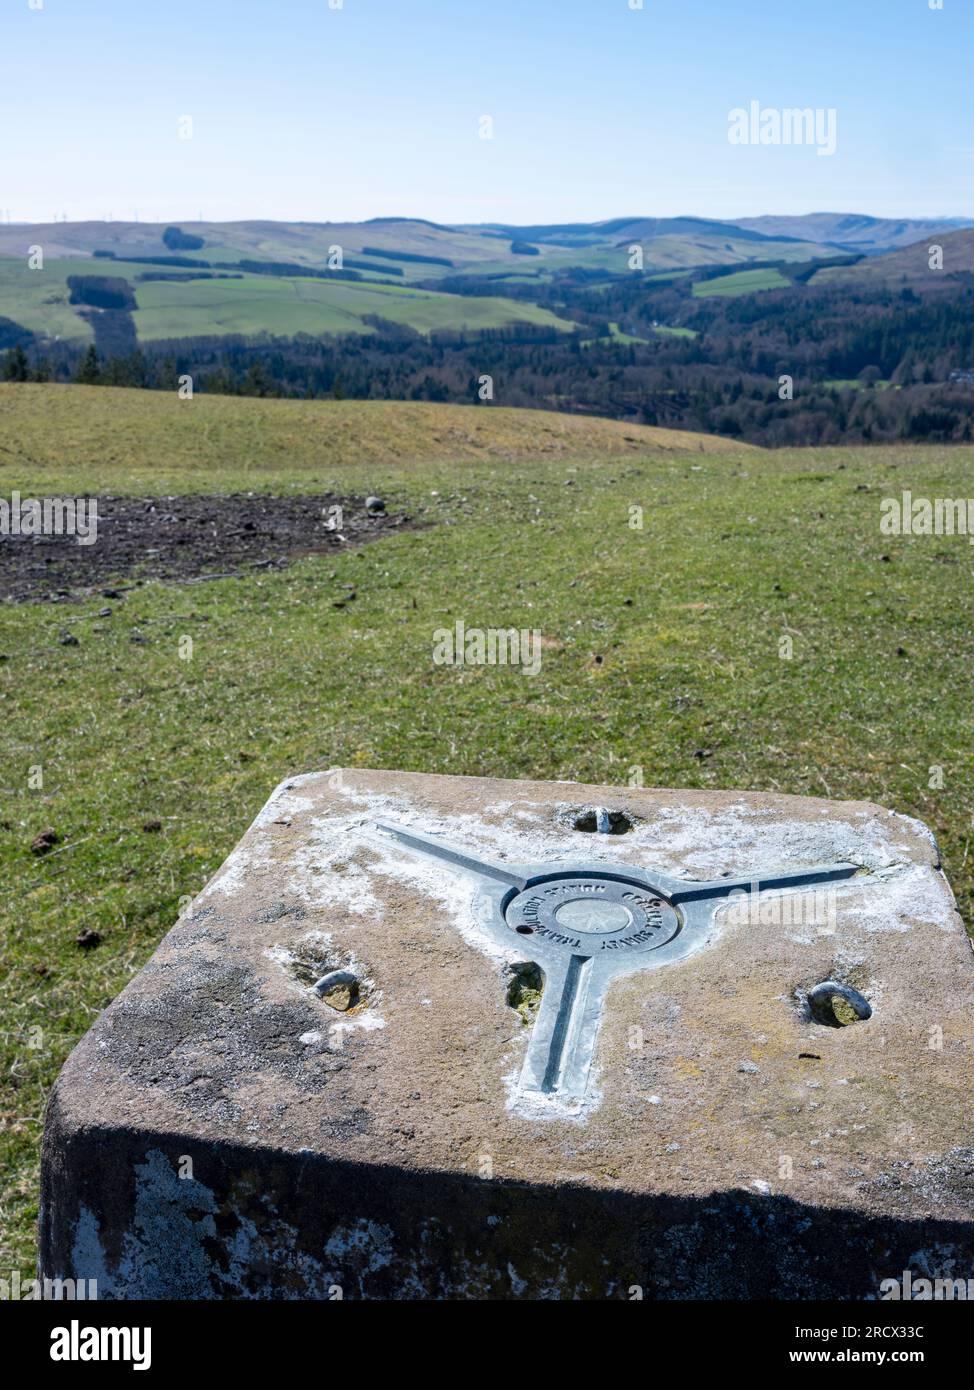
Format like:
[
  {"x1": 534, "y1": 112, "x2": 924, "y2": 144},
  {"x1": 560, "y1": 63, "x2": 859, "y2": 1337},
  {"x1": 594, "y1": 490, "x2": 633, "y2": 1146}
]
[
  {"x1": 692, "y1": 266, "x2": 792, "y2": 298},
  {"x1": 2, "y1": 385, "x2": 974, "y2": 1276},
  {"x1": 131, "y1": 270, "x2": 574, "y2": 341},
  {"x1": 0, "y1": 257, "x2": 574, "y2": 346}
]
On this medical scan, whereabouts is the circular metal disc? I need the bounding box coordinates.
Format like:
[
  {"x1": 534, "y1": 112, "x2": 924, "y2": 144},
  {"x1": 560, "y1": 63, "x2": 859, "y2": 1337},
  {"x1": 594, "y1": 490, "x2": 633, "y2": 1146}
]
[{"x1": 505, "y1": 875, "x2": 681, "y2": 957}]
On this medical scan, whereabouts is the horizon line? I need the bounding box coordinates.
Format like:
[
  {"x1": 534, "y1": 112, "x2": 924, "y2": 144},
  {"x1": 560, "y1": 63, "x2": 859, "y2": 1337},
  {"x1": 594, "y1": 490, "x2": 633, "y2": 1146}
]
[{"x1": 3, "y1": 210, "x2": 974, "y2": 229}]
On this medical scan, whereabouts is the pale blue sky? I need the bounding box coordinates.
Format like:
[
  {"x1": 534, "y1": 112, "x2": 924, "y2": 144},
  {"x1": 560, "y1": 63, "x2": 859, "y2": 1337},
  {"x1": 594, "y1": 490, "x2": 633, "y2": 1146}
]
[{"x1": 2, "y1": 0, "x2": 970, "y2": 225}]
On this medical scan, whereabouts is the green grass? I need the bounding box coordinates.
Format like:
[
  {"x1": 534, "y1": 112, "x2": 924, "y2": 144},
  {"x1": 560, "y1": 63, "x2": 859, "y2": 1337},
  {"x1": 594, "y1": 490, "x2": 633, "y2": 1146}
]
[
  {"x1": 606, "y1": 322, "x2": 649, "y2": 345},
  {"x1": 692, "y1": 267, "x2": 791, "y2": 298},
  {"x1": 468, "y1": 235, "x2": 830, "y2": 284},
  {"x1": 0, "y1": 257, "x2": 98, "y2": 344},
  {"x1": 131, "y1": 272, "x2": 574, "y2": 340},
  {"x1": 823, "y1": 379, "x2": 896, "y2": 392},
  {"x1": 651, "y1": 324, "x2": 698, "y2": 340},
  {"x1": 0, "y1": 256, "x2": 575, "y2": 344},
  {"x1": 0, "y1": 386, "x2": 734, "y2": 494},
  {"x1": 580, "y1": 322, "x2": 650, "y2": 348},
  {"x1": 3, "y1": 385, "x2": 974, "y2": 1277}
]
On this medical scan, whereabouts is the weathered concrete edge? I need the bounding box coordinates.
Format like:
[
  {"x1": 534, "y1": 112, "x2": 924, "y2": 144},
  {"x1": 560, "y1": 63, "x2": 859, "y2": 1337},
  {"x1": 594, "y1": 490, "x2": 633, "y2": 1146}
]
[{"x1": 40, "y1": 1095, "x2": 974, "y2": 1300}]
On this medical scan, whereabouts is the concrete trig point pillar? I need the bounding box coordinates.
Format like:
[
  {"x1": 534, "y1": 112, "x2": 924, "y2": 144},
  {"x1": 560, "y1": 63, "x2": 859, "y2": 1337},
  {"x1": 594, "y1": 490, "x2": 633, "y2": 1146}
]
[{"x1": 40, "y1": 770, "x2": 974, "y2": 1299}]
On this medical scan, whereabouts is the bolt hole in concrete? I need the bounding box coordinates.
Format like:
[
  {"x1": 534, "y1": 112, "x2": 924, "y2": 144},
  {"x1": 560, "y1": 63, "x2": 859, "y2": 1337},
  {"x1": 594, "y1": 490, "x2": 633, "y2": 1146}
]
[
  {"x1": 506, "y1": 962, "x2": 545, "y2": 1025},
  {"x1": 285, "y1": 951, "x2": 371, "y2": 1013},
  {"x1": 313, "y1": 969, "x2": 360, "y2": 1013},
  {"x1": 571, "y1": 807, "x2": 635, "y2": 835},
  {"x1": 807, "y1": 980, "x2": 872, "y2": 1027}
]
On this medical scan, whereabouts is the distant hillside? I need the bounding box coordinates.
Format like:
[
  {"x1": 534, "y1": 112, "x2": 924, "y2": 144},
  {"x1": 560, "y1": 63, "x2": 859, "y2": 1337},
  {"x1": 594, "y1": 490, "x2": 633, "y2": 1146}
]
[
  {"x1": 811, "y1": 229, "x2": 974, "y2": 290},
  {"x1": 474, "y1": 215, "x2": 813, "y2": 248},
  {"x1": 0, "y1": 214, "x2": 856, "y2": 348},
  {"x1": 0, "y1": 219, "x2": 504, "y2": 280},
  {"x1": 6, "y1": 215, "x2": 974, "y2": 451},
  {"x1": 2, "y1": 214, "x2": 968, "y2": 281},
  {"x1": 0, "y1": 250, "x2": 575, "y2": 347},
  {"x1": 726, "y1": 212, "x2": 974, "y2": 254},
  {"x1": 0, "y1": 214, "x2": 837, "y2": 289}
]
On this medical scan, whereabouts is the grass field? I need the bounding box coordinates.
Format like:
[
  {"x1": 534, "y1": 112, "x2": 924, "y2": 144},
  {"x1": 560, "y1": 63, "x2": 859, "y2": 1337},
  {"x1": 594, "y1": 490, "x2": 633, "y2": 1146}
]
[
  {"x1": 692, "y1": 267, "x2": 792, "y2": 298},
  {"x1": 580, "y1": 322, "x2": 651, "y2": 348},
  {"x1": 0, "y1": 385, "x2": 734, "y2": 493},
  {"x1": 2, "y1": 384, "x2": 974, "y2": 1276},
  {"x1": 651, "y1": 324, "x2": 698, "y2": 340},
  {"x1": 0, "y1": 257, "x2": 575, "y2": 345},
  {"x1": 0, "y1": 258, "x2": 101, "y2": 344},
  {"x1": 131, "y1": 272, "x2": 574, "y2": 341}
]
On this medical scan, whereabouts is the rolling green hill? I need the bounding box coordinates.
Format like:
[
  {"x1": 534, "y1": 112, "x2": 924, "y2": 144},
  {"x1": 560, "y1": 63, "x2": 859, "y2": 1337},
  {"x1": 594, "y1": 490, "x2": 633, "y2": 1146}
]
[
  {"x1": 811, "y1": 229, "x2": 974, "y2": 291},
  {"x1": 0, "y1": 256, "x2": 574, "y2": 345},
  {"x1": 0, "y1": 214, "x2": 854, "y2": 350},
  {"x1": 0, "y1": 216, "x2": 834, "y2": 284},
  {"x1": 130, "y1": 268, "x2": 573, "y2": 341},
  {"x1": 6, "y1": 213, "x2": 960, "y2": 350},
  {"x1": 0, "y1": 384, "x2": 746, "y2": 493},
  {"x1": 728, "y1": 212, "x2": 974, "y2": 253},
  {"x1": 0, "y1": 221, "x2": 830, "y2": 349}
]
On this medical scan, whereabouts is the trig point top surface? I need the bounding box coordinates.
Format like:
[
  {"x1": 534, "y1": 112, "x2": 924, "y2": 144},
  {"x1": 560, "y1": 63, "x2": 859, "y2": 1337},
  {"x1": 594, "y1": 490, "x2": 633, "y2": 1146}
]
[{"x1": 42, "y1": 768, "x2": 974, "y2": 1297}]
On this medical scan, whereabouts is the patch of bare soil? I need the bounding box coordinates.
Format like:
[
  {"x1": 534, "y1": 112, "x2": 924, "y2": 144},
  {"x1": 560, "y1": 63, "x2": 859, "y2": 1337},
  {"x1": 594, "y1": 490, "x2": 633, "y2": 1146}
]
[{"x1": 0, "y1": 493, "x2": 412, "y2": 602}]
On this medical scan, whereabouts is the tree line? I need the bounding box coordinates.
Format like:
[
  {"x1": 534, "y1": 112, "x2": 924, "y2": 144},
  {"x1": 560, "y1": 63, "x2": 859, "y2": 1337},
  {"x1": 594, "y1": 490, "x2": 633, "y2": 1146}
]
[{"x1": 4, "y1": 265, "x2": 974, "y2": 446}]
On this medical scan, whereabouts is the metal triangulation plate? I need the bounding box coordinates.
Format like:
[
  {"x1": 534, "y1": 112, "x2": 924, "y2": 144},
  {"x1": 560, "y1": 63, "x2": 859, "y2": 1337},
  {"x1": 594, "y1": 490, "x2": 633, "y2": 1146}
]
[{"x1": 374, "y1": 821, "x2": 867, "y2": 1107}]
